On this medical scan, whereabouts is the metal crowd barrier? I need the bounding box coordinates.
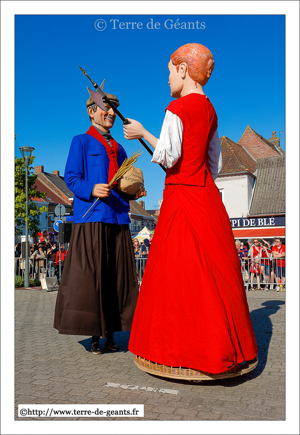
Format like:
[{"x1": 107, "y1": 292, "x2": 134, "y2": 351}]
[
  {"x1": 135, "y1": 255, "x2": 286, "y2": 292},
  {"x1": 239, "y1": 256, "x2": 286, "y2": 292},
  {"x1": 135, "y1": 257, "x2": 148, "y2": 288},
  {"x1": 15, "y1": 257, "x2": 57, "y2": 280},
  {"x1": 15, "y1": 255, "x2": 285, "y2": 292}
]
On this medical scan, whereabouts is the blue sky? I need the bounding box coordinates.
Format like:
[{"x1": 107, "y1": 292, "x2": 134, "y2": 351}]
[{"x1": 15, "y1": 14, "x2": 285, "y2": 210}]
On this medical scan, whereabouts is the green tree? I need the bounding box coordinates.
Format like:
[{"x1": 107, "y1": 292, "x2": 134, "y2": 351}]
[{"x1": 15, "y1": 155, "x2": 48, "y2": 236}]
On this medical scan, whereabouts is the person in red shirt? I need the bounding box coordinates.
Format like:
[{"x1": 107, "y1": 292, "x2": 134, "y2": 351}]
[
  {"x1": 55, "y1": 246, "x2": 68, "y2": 266},
  {"x1": 272, "y1": 237, "x2": 285, "y2": 291}
]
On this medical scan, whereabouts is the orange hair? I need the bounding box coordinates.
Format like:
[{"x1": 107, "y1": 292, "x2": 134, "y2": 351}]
[{"x1": 170, "y1": 43, "x2": 215, "y2": 86}]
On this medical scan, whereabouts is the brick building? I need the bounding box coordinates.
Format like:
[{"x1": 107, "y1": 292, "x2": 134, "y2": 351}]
[
  {"x1": 238, "y1": 126, "x2": 284, "y2": 159},
  {"x1": 34, "y1": 166, "x2": 73, "y2": 241}
]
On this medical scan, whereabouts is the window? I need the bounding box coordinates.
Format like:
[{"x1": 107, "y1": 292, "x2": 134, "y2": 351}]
[{"x1": 219, "y1": 189, "x2": 224, "y2": 202}]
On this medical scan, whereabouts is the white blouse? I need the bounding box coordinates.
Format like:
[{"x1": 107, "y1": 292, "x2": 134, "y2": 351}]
[{"x1": 152, "y1": 110, "x2": 222, "y2": 180}]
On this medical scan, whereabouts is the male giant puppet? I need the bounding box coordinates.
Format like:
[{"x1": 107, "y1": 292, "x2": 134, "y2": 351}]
[
  {"x1": 124, "y1": 43, "x2": 258, "y2": 377},
  {"x1": 54, "y1": 91, "x2": 145, "y2": 354}
]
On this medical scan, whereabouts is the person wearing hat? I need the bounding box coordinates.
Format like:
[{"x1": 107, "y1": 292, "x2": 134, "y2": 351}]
[
  {"x1": 54, "y1": 90, "x2": 146, "y2": 355},
  {"x1": 30, "y1": 244, "x2": 46, "y2": 279}
]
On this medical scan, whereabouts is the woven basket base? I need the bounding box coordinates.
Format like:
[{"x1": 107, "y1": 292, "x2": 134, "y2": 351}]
[{"x1": 134, "y1": 355, "x2": 258, "y2": 380}]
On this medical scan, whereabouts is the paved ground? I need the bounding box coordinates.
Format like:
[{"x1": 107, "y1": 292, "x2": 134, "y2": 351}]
[{"x1": 15, "y1": 288, "x2": 285, "y2": 421}]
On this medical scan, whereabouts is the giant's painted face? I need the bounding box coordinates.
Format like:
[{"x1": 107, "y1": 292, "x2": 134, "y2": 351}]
[{"x1": 90, "y1": 102, "x2": 117, "y2": 132}]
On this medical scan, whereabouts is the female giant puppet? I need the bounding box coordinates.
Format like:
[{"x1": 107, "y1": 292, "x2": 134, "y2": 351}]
[{"x1": 124, "y1": 43, "x2": 258, "y2": 379}]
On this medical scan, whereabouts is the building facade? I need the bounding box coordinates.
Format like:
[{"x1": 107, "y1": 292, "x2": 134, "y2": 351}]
[
  {"x1": 129, "y1": 200, "x2": 155, "y2": 237},
  {"x1": 215, "y1": 128, "x2": 285, "y2": 244},
  {"x1": 34, "y1": 166, "x2": 73, "y2": 242},
  {"x1": 232, "y1": 155, "x2": 285, "y2": 244},
  {"x1": 215, "y1": 135, "x2": 257, "y2": 218}
]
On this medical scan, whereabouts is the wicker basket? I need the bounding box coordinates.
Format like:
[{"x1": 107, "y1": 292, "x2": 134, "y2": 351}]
[{"x1": 134, "y1": 355, "x2": 258, "y2": 380}]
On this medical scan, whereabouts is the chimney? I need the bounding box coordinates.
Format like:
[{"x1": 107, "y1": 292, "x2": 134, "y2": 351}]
[
  {"x1": 268, "y1": 131, "x2": 280, "y2": 149},
  {"x1": 35, "y1": 165, "x2": 44, "y2": 174},
  {"x1": 52, "y1": 170, "x2": 60, "y2": 176},
  {"x1": 139, "y1": 200, "x2": 145, "y2": 209}
]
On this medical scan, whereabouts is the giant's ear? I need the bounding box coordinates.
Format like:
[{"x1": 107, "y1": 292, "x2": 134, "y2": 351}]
[
  {"x1": 87, "y1": 106, "x2": 95, "y2": 120},
  {"x1": 206, "y1": 59, "x2": 215, "y2": 80},
  {"x1": 179, "y1": 63, "x2": 188, "y2": 79}
]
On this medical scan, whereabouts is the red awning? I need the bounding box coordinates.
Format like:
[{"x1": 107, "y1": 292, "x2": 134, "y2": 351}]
[{"x1": 232, "y1": 227, "x2": 285, "y2": 238}]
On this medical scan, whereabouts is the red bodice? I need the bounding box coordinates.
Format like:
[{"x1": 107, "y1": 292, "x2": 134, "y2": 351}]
[{"x1": 165, "y1": 93, "x2": 218, "y2": 186}]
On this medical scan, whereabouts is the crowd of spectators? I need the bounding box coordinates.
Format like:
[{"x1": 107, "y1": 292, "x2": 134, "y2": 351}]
[
  {"x1": 15, "y1": 240, "x2": 68, "y2": 279},
  {"x1": 236, "y1": 237, "x2": 285, "y2": 292},
  {"x1": 16, "y1": 235, "x2": 285, "y2": 292}
]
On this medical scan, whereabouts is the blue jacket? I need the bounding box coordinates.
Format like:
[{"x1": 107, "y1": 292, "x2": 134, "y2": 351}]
[{"x1": 64, "y1": 133, "x2": 131, "y2": 224}]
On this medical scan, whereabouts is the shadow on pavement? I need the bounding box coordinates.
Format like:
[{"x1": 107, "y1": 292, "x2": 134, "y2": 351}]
[
  {"x1": 148, "y1": 300, "x2": 285, "y2": 387},
  {"x1": 78, "y1": 331, "x2": 131, "y2": 354}
]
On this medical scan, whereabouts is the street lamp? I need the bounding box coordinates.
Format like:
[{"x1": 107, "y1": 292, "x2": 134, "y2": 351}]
[{"x1": 19, "y1": 146, "x2": 35, "y2": 288}]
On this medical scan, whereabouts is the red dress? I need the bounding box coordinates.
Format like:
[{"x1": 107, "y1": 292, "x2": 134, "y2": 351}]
[
  {"x1": 128, "y1": 94, "x2": 257, "y2": 374},
  {"x1": 250, "y1": 246, "x2": 261, "y2": 274}
]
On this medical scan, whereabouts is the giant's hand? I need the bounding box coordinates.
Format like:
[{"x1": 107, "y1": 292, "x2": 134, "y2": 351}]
[
  {"x1": 92, "y1": 184, "x2": 112, "y2": 198},
  {"x1": 133, "y1": 187, "x2": 147, "y2": 200},
  {"x1": 123, "y1": 119, "x2": 146, "y2": 140}
]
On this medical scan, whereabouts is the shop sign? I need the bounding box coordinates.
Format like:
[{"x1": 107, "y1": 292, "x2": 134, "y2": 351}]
[{"x1": 230, "y1": 216, "x2": 285, "y2": 228}]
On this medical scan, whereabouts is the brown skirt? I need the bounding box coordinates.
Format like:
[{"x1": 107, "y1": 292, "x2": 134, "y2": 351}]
[{"x1": 53, "y1": 222, "x2": 139, "y2": 337}]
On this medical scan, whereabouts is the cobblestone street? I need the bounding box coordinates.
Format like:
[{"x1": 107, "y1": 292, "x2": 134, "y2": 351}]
[{"x1": 13, "y1": 287, "x2": 288, "y2": 428}]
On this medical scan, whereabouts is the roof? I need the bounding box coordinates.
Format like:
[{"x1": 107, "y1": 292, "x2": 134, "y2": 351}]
[
  {"x1": 130, "y1": 201, "x2": 153, "y2": 218},
  {"x1": 33, "y1": 178, "x2": 72, "y2": 206},
  {"x1": 248, "y1": 156, "x2": 285, "y2": 215},
  {"x1": 238, "y1": 125, "x2": 284, "y2": 157},
  {"x1": 31, "y1": 197, "x2": 48, "y2": 203},
  {"x1": 218, "y1": 136, "x2": 257, "y2": 175},
  {"x1": 42, "y1": 172, "x2": 74, "y2": 199},
  {"x1": 249, "y1": 126, "x2": 284, "y2": 155}
]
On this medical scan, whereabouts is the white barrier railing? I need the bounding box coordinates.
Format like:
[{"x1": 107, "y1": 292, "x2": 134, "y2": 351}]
[
  {"x1": 239, "y1": 256, "x2": 285, "y2": 292},
  {"x1": 15, "y1": 255, "x2": 285, "y2": 292},
  {"x1": 135, "y1": 257, "x2": 148, "y2": 287},
  {"x1": 15, "y1": 258, "x2": 58, "y2": 281},
  {"x1": 135, "y1": 256, "x2": 286, "y2": 292}
]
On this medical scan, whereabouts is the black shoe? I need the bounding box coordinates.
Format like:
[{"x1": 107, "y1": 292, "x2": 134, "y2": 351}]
[
  {"x1": 91, "y1": 342, "x2": 103, "y2": 355},
  {"x1": 105, "y1": 341, "x2": 119, "y2": 352}
]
